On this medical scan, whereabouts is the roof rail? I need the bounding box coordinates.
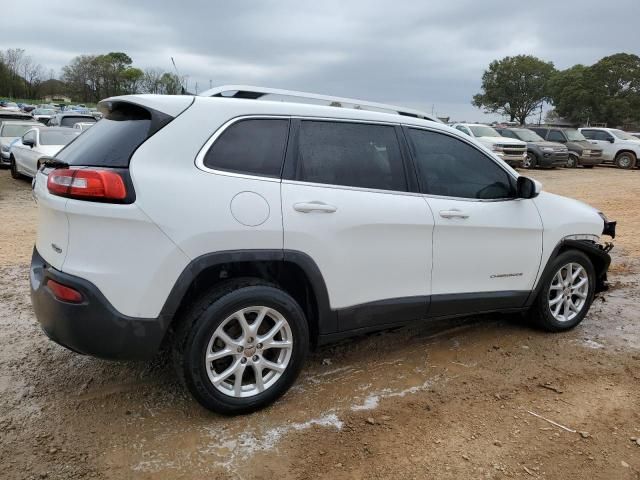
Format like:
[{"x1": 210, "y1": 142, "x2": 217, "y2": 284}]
[{"x1": 198, "y1": 85, "x2": 440, "y2": 122}]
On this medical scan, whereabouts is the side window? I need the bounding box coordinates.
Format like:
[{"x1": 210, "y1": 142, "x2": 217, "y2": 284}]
[
  {"x1": 581, "y1": 130, "x2": 596, "y2": 140},
  {"x1": 530, "y1": 128, "x2": 546, "y2": 139},
  {"x1": 455, "y1": 125, "x2": 471, "y2": 136},
  {"x1": 594, "y1": 130, "x2": 613, "y2": 141},
  {"x1": 23, "y1": 130, "x2": 36, "y2": 144},
  {"x1": 408, "y1": 128, "x2": 515, "y2": 200},
  {"x1": 500, "y1": 130, "x2": 517, "y2": 139},
  {"x1": 296, "y1": 121, "x2": 407, "y2": 192},
  {"x1": 203, "y1": 118, "x2": 289, "y2": 177},
  {"x1": 547, "y1": 130, "x2": 566, "y2": 142}
]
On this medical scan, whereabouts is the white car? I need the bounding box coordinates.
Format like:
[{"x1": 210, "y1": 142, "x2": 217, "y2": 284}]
[
  {"x1": 0, "y1": 102, "x2": 21, "y2": 112},
  {"x1": 32, "y1": 108, "x2": 57, "y2": 124},
  {"x1": 0, "y1": 120, "x2": 39, "y2": 165},
  {"x1": 453, "y1": 123, "x2": 527, "y2": 168},
  {"x1": 579, "y1": 127, "x2": 640, "y2": 169},
  {"x1": 30, "y1": 86, "x2": 615, "y2": 414},
  {"x1": 10, "y1": 126, "x2": 79, "y2": 179}
]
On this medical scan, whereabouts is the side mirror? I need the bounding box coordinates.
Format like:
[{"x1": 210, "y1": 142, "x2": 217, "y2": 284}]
[
  {"x1": 517, "y1": 176, "x2": 541, "y2": 199},
  {"x1": 23, "y1": 138, "x2": 35, "y2": 148},
  {"x1": 608, "y1": 137, "x2": 615, "y2": 143}
]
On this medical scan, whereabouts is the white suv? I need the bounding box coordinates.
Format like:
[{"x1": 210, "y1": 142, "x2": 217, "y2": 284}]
[
  {"x1": 452, "y1": 123, "x2": 527, "y2": 168},
  {"x1": 579, "y1": 127, "x2": 640, "y2": 169},
  {"x1": 30, "y1": 86, "x2": 616, "y2": 414}
]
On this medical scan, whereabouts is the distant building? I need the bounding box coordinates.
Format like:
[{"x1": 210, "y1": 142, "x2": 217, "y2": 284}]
[{"x1": 42, "y1": 94, "x2": 71, "y2": 103}]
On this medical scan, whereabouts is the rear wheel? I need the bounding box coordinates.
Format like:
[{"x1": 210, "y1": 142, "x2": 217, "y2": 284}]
[
  {"x1": 529, "y1": 250, "x2": 596, "y2": 332},
  {"x1": 9, "y1": 156, "x2": 21, "y2": 179},
  {"x1": 614, "y1": 151, "x2": 636, "y2": 169},
  {"x1": 566, "y1": 154, "x2": 578, "y2": 168},
  {"x1": 173, "y1": 279, "x2": 309, "y2": 415}
]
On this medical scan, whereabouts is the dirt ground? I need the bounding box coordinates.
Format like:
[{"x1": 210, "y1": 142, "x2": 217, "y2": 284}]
[{"x1": 0, "y1": 166, "x2": 639, "y2": 480}]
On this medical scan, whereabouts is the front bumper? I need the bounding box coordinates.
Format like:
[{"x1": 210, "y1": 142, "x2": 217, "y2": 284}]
[
  {"x1": 497, "y1": 153, "x2": 524, "y2": 168},
  {"x1": 578, "y1": 155, "x2": 602, "y2": 166},
  {"x1": 1, "y1": 151, "x2": 10, "y2": 163},
  {"x1": 538, "y1": 151, "x2": 568, "y2": 167},
  {"x1": 30, "y1": 248, "x2": 166, "y2": 360}
]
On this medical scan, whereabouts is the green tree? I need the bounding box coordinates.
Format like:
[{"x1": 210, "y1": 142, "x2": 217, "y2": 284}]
[
  {"x1": 472, "y1": 55, "x2": 556, "y2": 124},
  {"x1": 546, "y1": 65, "x2": 595, "y2": 124}
]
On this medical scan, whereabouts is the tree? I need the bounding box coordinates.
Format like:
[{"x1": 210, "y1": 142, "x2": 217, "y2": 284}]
[
  {"x1": 547, "y1": 54, "x2": 640, "y2": 126},
  {"x1": 141, "y1": 68, "x2": 164, "y2": 94},
  {"x1": 472, "y1": 55, "x2": 556, "y2": 124},
  {"x1": 159, "y1": 73, "x2": 182, "y2": 94}
]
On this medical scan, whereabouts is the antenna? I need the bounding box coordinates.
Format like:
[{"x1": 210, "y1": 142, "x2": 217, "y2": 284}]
[{"x1": 170, "y1": 57, "x2": 186, "y2": 94}]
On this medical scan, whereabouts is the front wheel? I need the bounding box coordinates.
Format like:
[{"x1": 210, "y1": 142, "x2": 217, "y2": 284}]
[
  {"x1": 529, "y1": 250, "x2": 596, "y2": 332},
  {"x1": 173, "y1": 279, "x2": 309, "y2": 415},
  {"x1": 9, "y1": 156, "x2": 21, "y2": 179},
  {"x1": 566, "y1": 155, "x2": 578, "y2": 168}
]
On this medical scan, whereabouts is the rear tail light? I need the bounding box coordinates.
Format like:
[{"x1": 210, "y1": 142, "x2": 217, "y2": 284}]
[
  {"x1": 47, "y1": 168, "x2": 128, "y2": 202},
  {"x1": 47, "y1": 279, "x2": 83, "y2": 303}
]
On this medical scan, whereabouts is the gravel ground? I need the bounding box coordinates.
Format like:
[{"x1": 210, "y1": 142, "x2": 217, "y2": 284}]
[{"x1": 0, "y1": 166, "x2": 639, "y2": 480}]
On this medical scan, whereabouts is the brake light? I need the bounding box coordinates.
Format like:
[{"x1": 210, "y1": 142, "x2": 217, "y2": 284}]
[
  {"x1": 47, "y1": 279, "x2": 83, "y2": 303},
  {"x1": 47, "y1": 168, "x2": 127, "y2": 201}
]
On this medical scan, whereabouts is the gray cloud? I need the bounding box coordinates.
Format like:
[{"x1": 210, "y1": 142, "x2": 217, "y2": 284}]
[{"x1": 2, "y1": 0, "x2": 639, "y2": 121}]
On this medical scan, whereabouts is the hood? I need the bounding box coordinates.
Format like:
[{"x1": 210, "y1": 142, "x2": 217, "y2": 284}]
[
  {"x1": 477, "y1": 136, "x2": 526, "y2": 146},
  {"x1": 35, "y1": 145, "x2": 66, "y2": 157},
  {"x1": 530, "y1": 141, "x2": 566, "y2": 148}
]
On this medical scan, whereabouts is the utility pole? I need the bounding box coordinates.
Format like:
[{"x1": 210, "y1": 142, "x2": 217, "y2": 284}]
[
  {"x1": 538, "y1": 102, "x2": 543, "y2": 126},
  {"x1": 209, "y1": 79, "x2": 212, "y2": 89}
]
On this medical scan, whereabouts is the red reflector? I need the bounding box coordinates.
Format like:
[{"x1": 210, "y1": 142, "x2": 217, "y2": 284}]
[
  {"x1": 47, "y1": 168, "x2": 127, "y2": 201},
  {"x1": 47, "y1": 279, "x2": 83, "y2": 303}
]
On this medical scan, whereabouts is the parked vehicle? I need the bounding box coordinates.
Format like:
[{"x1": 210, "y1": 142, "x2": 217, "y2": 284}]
[
  {"x1": 73, "y1": 122, "x2": 95, "y2": 132},
  {"x1": 0, "y1": 102, "x2": 20, "y2": 112},
  {"x1": 529, "y1": 127, "x2": 602, "y2": 168},
  {"x1": 47, "y1": 113, "x2": 97, "y2": 128},
  {"x1": 0, "y1": 120, "x2": 39, "y2": 166},
  {"x1": 495, "y1": 127, "x2": 568, "y2": 169},
  {"x1": 10, "y1": 126, "x2": 79, "y2": 179},
  {"x1": 32, "y1": 108, "x2": 57, "y2": 124},
  {"x1": 30, "y1": 86, "x2": 615, "y2": 415},
  {"x1": 0, "y1": 111, "x2": 34, "y2": 122},
  {"x1": 1, "y1": 137, "x2": 21, "y2": 163},
  {"x1": 579, "y1": 127, "x2": 640, "y2": 169},
  {"x1": 628, "y1": 132, "x2": 640, "y2": 139},
  {"x1": 452, "y1": 123, "x2": 527, "y2": 168}
]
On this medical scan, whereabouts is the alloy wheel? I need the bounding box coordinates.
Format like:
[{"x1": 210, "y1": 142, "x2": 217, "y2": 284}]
[
  {"x1": 204, "y1": 306, "x2": 293, "y2": 398},
  {"x1": 617, "y1": 155, "x2": 632, "y2": 168},
  {"x1": 523, "y1": 153, "x2": 534, "y2": 169},
  {"x1": 548, "y1": 262, "x2": 589, "y2": 322}
]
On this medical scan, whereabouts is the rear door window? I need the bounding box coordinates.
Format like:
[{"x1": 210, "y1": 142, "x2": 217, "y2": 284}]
[
  {"x1": 60, "y1": 116, "x2": 96, "y2": 128},
  {"x1": 295, "y1": 120, "x2": 407, "y2": 192},
  {"x1": 203, "y1": 118, "x2": 289, "y2": 177},
  {"x1": 55, "y1": 102, "x2": 155, "y2": 167}
]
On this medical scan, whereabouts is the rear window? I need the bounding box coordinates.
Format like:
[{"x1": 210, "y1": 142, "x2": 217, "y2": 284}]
[
  {"x1": 55, "y1": 103, "x2": 154, "y2": 167},
  {"x1": 40, "y1": 130, "x2": 80, "y2": 146},
  {"x1": 203, "y1": 118, "x2": 289, "y2": 177},
  {"x1": 60, "y1": 116, "x2": 96, "y2": 127}
]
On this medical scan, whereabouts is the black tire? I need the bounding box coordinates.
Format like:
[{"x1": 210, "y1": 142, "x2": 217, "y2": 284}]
[
  {"x1": 523, "y1": 152, "x2": 537, "y2": 169},
  {"x1": 9, "y1": 156, "x2": 21, "y2": 179},
  {"x1": 529, "y1": 250, "x2": 596, "y2": 332},
  {"x1": 566, "y1": 154, "x2": 578, "y2": 168},
  {"x1": 614, "y1": 151, "x2": 636, "y2": 169},
  {"x1": 173, "y1": 278, "x2": 309, "y2": 415}
]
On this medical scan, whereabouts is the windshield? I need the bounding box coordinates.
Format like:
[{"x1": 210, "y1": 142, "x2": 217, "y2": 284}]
[
  {"x1": 34, "y1": 109, "x2": 55, "y2": 115},
  {"x1": 40, "y1": 130, "x2": 80, "y2": 145},
  {"x1": 512, "y1": 129, "x2": 544, "y2": 142},
  {"x1": 611, "y1": 129, "x2": 637, "y2": 140},
  {"x1": 60, "y1": 116, "x2": 96, "y2": 127},
  {"x1": 469, "y1": 125, "x2": 500, "y2": 137},
  {"x1": 1, "y1": 124, "x2": 34, "y2": 137},
  {"x1": 565, "y1": 129, "x2": 586, "y2": 141}
]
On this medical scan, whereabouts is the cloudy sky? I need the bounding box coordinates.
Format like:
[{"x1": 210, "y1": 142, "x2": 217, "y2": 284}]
[{"x1": 2, "y1": 0, "x2": 639, "y2": 121}]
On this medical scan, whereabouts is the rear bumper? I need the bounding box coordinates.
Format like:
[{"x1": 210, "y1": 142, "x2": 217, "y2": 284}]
[{"x1": 30, "y1": 248, "x2": 166, "y2": 360}]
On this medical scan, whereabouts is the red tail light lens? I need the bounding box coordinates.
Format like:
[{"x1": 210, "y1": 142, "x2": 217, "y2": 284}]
[
  {"x1": 47, "y1": 279, "x2": 83, "y2": 303},
  {"x1": 47, "y1": 168, "x2": 127, "y2": 201}
]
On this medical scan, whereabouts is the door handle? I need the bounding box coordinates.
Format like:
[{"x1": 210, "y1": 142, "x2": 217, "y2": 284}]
[
  {"x1": 293, "y1": 202, "x2": 337, "y2": 213},
  {"x1": 439, "y1": 209, "x2": 469, "y2": 219}
]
